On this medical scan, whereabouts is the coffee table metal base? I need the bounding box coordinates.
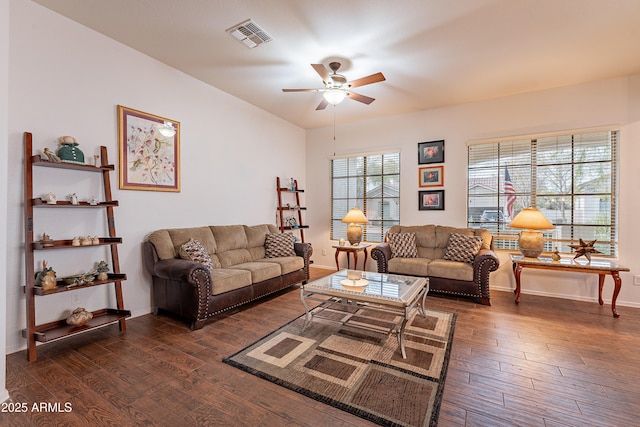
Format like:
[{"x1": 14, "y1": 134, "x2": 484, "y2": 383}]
[{"x1": 300, "y1": 281, "x2": 428, "y2": 359}]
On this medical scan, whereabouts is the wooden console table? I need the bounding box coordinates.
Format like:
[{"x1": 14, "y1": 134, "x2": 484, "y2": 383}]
[
  {"x1": 510, "y1": 254, "x2": 629, "y2": 318},
  {"x1": 333, "y1": 243, "x2": 371, "y2": 271}
]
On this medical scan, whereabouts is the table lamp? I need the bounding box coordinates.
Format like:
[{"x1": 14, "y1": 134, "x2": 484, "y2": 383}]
[
  {"x1": 508, "y1": 207, "x2": 554, "y2": 258},
  {"x1": 341, "y1": 207, "x2": 368, "y2": 245}
]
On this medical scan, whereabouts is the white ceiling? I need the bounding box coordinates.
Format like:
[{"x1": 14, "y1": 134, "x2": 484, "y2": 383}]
[{"x1": 31, "y1": 0, "x2": 640, "y2": 130}]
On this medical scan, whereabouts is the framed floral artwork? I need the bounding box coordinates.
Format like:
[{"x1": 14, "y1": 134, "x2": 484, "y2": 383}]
[
  {"x1": 418, "y1": 140, "x2": 445, "y2": 164},
  {"x1": 419, "y1": 190, "x2": 445, "y2": 210},
  {"x1": 117, "y1": 105, "x2": 180, "y2": 192},
  {"x1": 419, "y1": 165, "x2": 444, "y2": 187}
]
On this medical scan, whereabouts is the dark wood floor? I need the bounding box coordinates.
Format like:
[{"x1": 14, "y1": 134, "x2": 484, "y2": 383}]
[{"x1": 3, "y1": 267, "x2": 640, "y2": 426}]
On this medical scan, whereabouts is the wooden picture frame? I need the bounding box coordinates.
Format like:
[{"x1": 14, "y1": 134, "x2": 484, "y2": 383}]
[
  {"x1": 419, "y1": 166, "x2": 444, "y2": 187},
  {"x1": 117, "y1": 105, "x2": 180, "y2": 192},
  {"x1": 419, "y1": 190, "x2": 445, "y2": 210},
  {"x1": 418, "y1": 140, "x2": 445, "y2": 164}
]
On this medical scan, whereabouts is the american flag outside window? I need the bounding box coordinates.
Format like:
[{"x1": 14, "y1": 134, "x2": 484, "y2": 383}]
[{"x1": 504, "y1": 167, "x2": 516, "y2": 219}]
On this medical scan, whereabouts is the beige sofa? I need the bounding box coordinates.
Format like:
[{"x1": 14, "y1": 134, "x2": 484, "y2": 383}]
[
  {"x1": 371, "y1": 225, "x2": 499, "y2": 305},
  {"x1": 143, "y1": 224, "x2": 312, "y2": 329}
]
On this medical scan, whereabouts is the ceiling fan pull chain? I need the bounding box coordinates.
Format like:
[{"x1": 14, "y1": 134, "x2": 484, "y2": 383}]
[{"x1": 333, "y1": 105, "x2": 337, "y2": 156}]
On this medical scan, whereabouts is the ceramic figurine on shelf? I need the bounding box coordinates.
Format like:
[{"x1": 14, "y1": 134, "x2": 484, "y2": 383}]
[
  {"x1": 290, "y1": 178, "x2": 296, "y2": 191},
  {"x1": 43, "y1": 192, "x2": 57, "y2": 204},
  {"x1": 91, "y1": 236, "x2": 100, "y2": 245},
  {"x1": 35, "y1": 260, "x2": 57, "y2": 291},
  {"x1": 89, "y1": 196, "x2": 99, "y2": 205},
  {"x1": 42, "y1": 148, "x2": 61, "y2": 162},
  {"x1": 71, "y1": 236, "x2": 80, "y2": 246},
  {"x1": 93, "y1": 154, "x2": 100, "y2": 167},
  {"x1": 68, "y1": 193, "x2": 79, "y2": 205},
  {"x1": 40, "y1": 233, "x2": 54, "y2": 248},
  {"x1": 96, "y1": 260, "x2": 109, "y2": 281},
  {"x1": 57, "y1": 135, "x2": 85, "y2": 164},
  {"x1": 66, "y1": 307, "x2": 93, "y2": 327},
  {"x1": 80, "y1": 236, "x2": 92, "y2": 246}
]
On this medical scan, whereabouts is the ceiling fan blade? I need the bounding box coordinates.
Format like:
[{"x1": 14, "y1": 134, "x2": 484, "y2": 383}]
[
  {"x1": 347, "y1": 72, "x2": 386, "y2": 89},
  {"x1": 347, "y1": 92, "x2": 375, "y2": 105},
  {"x1": 315, "y1": 98, "x2": 329, "y2": 110},
  {"x1": 311, "y1": 63, "x2": 331, "y2": 84},
  {"x1": 282, "y1": 88, "x2": 320, "y2": 92}
]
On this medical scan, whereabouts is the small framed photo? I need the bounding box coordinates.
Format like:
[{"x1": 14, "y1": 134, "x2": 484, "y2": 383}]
[
  {"x1": 419, "y1": 190, "x2": 445, "y2": 210},
  {"x1": 419, "y1": 166, "x2": 444, "y2": 187},
  {"x1": 418, "y1": 140, "x2": 445, "y2": 164}
]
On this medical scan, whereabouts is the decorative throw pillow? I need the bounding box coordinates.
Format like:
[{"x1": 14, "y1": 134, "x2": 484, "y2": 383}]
[
  {"x1": 387, "y1": 232, "x2": 418, "y2": 258},
  {"x1": 265, "y1": 233, "x2": 296, "y2": 258},
  {"x1": 179, "y1": 238, "x2": 216, "y2": 272},
  {"x1": 443, "y1": 233, "x2": 483, "y2": 263}
]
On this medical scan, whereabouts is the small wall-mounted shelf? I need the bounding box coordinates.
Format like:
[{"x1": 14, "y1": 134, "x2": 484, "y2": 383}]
[
  {"x1": 32, "y1": 237, "x2": 122, "y2": 250},
  {"x1": 32, "y1": 198, "x2": 119, "y2": 207},
  {"x1": 31, "y1": 273, "x2": 127, "y2": 296},
  {"x1": 22, "y1": 309, "x2": 131, "y2": 343}
]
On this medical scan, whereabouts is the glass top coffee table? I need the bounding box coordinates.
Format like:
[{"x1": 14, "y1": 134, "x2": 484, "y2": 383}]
[{"x1": 300, "y1": 269, "x2": 429, "y2": 358}]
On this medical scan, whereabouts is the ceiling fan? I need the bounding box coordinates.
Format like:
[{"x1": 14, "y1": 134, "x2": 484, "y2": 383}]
[{"x1": 282, "y1": 62, "x2": 386, "y2": 110}]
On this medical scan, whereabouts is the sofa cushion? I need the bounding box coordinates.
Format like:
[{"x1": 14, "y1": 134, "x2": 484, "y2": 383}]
[
  {"x1": 210, "y1": 225, "x2": 248, "y2": 252},
  {"x1": 217, "y1": 249, "x2": 253, "y2": 268},
  {"x1": 233, "y1": 262, "x2": 282, "y2": 283},
  {"x1": 148, "y1": 226, "x2": 217, "y2": 260},
  {"x1": 388, "y1": 232, "x2": 418, "y2": 258},
  {"x1": 428, "y1": 259, "x2": 474, "y2": 282},
  {"x1": 179, "y1": 238, "x2": 219, "y2": 271},
  {"x1": 265, "y1": 233, "x2": 296, "y2": 258},
  {"x1": 443, "y1": 233, "x2": 483, "y2": 263},
  {"x1": 388, "y1": 257, "x2": 430, "y2": 277},
  {"x1": 256, "y1": 256, "x2": 304, "y2": 275},
  {"x1": 210, "y1": 269, "x2": 252, "y2": 295}
]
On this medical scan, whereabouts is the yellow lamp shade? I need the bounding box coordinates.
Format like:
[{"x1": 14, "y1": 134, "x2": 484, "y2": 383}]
[
  {"x1": 508, "y1": 207, "x2": 553, "y2": 258},
  {"x1": 341, "y1": 208, "x2": 368, "y2": 245}
]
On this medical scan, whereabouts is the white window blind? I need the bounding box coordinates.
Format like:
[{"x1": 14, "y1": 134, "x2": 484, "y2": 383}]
[
  {"x1": 331, "y1": 152, "x2": 400, "y2": 242},
  {"x1": 467, "y1": 130, "x2": 618, "y2": 256}
]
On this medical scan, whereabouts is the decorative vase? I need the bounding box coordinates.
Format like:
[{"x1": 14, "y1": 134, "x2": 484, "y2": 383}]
[
  {"x1": 35, "y1": 260, "x2": 57, "y2": 291},
  {"x1": 57, "y1": 136, "x2": 85, "y2": 164},
  {"x1": 66, "y1": 307, "x2": 93, "y2": 327}
]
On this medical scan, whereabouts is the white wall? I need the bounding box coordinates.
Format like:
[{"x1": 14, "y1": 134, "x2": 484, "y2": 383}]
[
  {"x1": 306, "y1": 75, "x2": 640, "y2": 308},
  {"x1": 1, "y1": 0, "x2": 10, "y2": 403},
  {"x1": 5, "y1": 0, "x2": 305, "y2": 355}
]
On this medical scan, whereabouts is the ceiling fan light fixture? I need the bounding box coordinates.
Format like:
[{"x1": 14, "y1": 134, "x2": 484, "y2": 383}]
[
  {"x1": 323, "y1": 89, "x2": 347, "y2": 105},
  {"x1": 158, "y1": 121, "x2": 176, "y2": 137}
]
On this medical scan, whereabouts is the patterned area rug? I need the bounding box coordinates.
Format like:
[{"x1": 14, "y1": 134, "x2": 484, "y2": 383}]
[{"x1": 223, "y1": 305, "x2": 456, "y2": 427}]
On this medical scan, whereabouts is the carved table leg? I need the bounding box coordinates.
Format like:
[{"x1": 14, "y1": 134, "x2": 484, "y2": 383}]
[
  {"x1": 611, "y1": 271, "x2": 622, "y2": 318},
  {"x1": 513, "y1": 263, "x2": 523, "y2": 304},
  {"x1": 353, "y1": 251, "x2": 358, "y2": 270},
  {"x1": 598, "y1": 274, "x2": 605, "y2": 305},
  {"x1": 334, "y1": 249, "x2": 340, "y2": 271}
]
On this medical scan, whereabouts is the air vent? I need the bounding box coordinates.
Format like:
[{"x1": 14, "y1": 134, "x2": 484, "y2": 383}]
[{"x1": 226, "y1": 19, "x2": 273, "y2": 48}]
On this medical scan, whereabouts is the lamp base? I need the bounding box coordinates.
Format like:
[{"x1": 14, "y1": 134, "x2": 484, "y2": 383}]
[
  {"x1": 346, "y1": 224, "x2": 362, "y2": 246},
  {"x1": 518, "y1": 230, "x2": 544, "y2": 258}
]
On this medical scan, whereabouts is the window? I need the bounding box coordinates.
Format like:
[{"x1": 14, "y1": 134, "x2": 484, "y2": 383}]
[
  {"x1": 331, "y1": 151, "x2": 400, "y2": 242},
  {"x1": 468, "y1": 130, "x2": 618, "y2": 256}
]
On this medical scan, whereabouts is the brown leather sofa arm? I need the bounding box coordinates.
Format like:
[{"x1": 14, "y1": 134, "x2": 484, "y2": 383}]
[
  {"x1": 152, "y1": 258, "x2": 209, "y2": 283},
  {"x1": 143, "y1": 241, "x2": 212, "y2": 330},
  {"x1": 473, "y1": 248, "x2": 500, "y2": 299},
  {"x1": 371, "y1": 243, "x2": 392, "y2": 273},
  {"x1": 295, "y1": 242, "x2": 313, "y2": 282}
]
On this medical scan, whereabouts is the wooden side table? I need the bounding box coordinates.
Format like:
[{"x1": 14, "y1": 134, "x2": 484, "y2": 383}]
[
  {"x1": 332, "y1": 243, "x2": 371, "y2": 271},
  {"x1": 510, "y1": 254, "x2": 629, "y2": 318}
]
